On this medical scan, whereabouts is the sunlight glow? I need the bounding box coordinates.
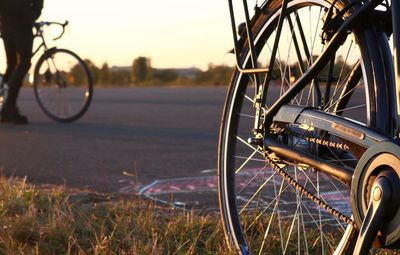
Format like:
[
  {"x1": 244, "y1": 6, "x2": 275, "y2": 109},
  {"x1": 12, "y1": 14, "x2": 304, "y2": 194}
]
[{"x1": 0, "y1": 0, "x2": 236, "y2": 73}]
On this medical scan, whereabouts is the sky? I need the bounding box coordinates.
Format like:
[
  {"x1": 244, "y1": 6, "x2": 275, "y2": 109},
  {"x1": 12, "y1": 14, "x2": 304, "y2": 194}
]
[
  {"x1": 0, "y1": 0, "x2": 366, "y2": 72},
  {"x1": 10, "y1": 0, "x2": 238, "y2": 70}
]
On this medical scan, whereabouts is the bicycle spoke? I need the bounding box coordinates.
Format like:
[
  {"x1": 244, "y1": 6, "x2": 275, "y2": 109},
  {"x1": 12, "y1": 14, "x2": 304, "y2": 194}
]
[
  {"x1": 239, "y1": 172, "x2": 277, "y2": 214},
  {"x1": 235, "y1": 150, "x2": 261, "y2": 174},
  {"x1": 332, "y1": 104, "x2": 366, "y2": 113},
  {"x1": 327, "y1": 41, "x2": 354, "y2": 109},
  {"x1": 238, "y1": 113, "x2": 256, "y2": 119},
  {"x1": 237, "y1": 167, "x2": 270, "y2": 195},
  {"x1": 259, "y1": 177, "x2": 285, "y2": 254},
  {"x1": 324, "y1": 79, "x2": 363, "y2": 112},
  {"x1": 244, "y1": 184, "x2": 292, "y2": 231},
  {"x1": 234, "y1": 156, "x2": 266, "y2": 163}
]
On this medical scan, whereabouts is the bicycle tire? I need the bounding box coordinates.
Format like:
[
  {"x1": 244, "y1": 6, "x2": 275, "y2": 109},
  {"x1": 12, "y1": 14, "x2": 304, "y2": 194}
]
[
  {"x1": 218, "y1": 0, "x2": 393, "y2": 254},
  {"x1": 33, "y1": 48, "x2": 93, "y2": 123}
]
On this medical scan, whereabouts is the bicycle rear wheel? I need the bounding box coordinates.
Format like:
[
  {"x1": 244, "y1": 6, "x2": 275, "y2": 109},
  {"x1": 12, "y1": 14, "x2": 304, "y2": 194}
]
[
  {"x1": 33, "y1": 48, "x2": 93, "y2": 122},
  {"x1": 218, "y1": 0, "x2": 393, "y2": 254}
]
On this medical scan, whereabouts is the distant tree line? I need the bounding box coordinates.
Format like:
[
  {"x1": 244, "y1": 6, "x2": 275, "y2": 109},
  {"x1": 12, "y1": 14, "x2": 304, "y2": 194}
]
[
  {"x1": 78, "y1": 57, "x2": 233, "y2": 87},
  {"x1": 73, "y1": 55, "x2": 355, "y2": 87}
]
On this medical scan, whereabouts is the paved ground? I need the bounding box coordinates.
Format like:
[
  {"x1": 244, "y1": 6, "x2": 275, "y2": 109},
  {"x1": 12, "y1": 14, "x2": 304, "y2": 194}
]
[
  {"x1": 0, "y1": 87, "x2": 226, "y2": 202},
  {"x1": 0, "y1": 86, "x2": 365, "y2": 209}
]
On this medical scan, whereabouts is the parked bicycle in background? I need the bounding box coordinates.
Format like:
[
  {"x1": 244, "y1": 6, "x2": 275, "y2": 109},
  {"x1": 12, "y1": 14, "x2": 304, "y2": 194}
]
[{"x1": 0, "y1": 21, "x2": 93, "y2": 123}]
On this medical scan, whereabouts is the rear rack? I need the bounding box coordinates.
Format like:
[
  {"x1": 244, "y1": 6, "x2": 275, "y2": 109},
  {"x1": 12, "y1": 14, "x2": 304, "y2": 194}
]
[{"x1": 228, "y1": 0, "x2": 269, "y2": 74}]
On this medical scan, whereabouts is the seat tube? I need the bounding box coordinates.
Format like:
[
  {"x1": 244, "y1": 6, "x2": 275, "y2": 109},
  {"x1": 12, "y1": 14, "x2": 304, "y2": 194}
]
[{"x1": 392, "y1": 0, "x2": 400, "y2": 136}]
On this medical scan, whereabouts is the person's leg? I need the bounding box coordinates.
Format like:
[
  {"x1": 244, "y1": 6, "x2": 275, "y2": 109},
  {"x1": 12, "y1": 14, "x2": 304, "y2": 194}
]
[
  {"x1": 1, "y1": 34, "x2": 17, "y2": 84},
  {"x1": 1, "y1": 24, "x2": 32, "y2": 124},
  {"x1": 4, "y1": 24, "x2": 33, "y2": 109}
]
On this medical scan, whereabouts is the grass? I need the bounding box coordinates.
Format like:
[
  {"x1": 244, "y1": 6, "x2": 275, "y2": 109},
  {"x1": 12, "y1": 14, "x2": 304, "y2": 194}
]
[
  {"x1": 0, "y1": 176, "x2": 231, "y2": 255},
  {"x1": 0, "y1": 176, "x2": 398, "y2": 254}
]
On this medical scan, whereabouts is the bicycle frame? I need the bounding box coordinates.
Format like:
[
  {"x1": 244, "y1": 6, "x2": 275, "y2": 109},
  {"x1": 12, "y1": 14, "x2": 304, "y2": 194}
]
[
  {"x1": 229, "y1": 0, "x2": 399, "y2": 130},
  {"x1": 32, "y1": 35, "x2": 47, "y2": 59},
  {"x1": 32, "y1": 21, "x2": 68, "y2": 58},
  {"x1": 261, "y1": 0, "x2": 395, "y2": 128},
  {"x1": 228, "y1": 0, "x2": 400, "y2": 184}
]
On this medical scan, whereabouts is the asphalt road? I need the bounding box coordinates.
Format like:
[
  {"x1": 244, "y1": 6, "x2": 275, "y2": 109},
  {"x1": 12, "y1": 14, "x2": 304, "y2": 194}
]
[
  {"x1": 0, "y1": 87, "x2": 227, "y2": 194},
  {"x1": 0, "y1": 86, "x2": 365, "y2": 208}
]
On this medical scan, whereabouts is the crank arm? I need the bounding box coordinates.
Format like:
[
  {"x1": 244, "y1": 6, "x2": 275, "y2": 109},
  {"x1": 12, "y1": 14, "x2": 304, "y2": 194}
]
[{"x1": 353, "y1": 171, "x2": 393, "y2": 254}]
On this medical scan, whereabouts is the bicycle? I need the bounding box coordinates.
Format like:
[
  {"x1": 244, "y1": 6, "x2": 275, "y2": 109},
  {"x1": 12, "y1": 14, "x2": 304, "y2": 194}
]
[
  {"x1": 0, "y1": 21, "x2": 93, "y2": 123},
  {"x1": 218, "y1": 0, "x2": 400, "y2": 254}
]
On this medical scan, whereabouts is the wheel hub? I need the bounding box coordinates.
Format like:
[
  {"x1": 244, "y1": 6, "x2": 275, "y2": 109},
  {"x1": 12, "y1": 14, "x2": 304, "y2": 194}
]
[{"x1": 351, "y1": 141, "x2": 400, "y2": 248}]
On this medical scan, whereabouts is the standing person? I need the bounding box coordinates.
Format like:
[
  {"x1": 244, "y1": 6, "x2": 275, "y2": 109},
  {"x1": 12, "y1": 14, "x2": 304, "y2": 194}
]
[{"x1": 0, "y1": 0, "x2": 44, "y2": 124}]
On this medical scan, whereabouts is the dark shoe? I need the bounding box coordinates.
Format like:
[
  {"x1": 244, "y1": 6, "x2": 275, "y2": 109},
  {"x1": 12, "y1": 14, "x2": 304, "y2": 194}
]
[{"x1": 0, "y1": 107, "x2": 28, "y2": 124}]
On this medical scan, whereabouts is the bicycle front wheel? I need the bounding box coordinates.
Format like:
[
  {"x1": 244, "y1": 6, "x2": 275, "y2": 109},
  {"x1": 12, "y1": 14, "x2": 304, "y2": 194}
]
[
  {"x1": 33, "y1": 48, "x2": 93, "y2": 122},
  {"x1": 218, "y1": 0, "x2": 393, "y2": 254}
]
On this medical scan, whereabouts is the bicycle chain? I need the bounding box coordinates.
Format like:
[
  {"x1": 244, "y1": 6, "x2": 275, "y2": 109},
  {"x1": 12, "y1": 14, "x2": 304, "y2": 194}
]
[
  {"x1": 284, "y1": 129, "x2": 350, "y2": 151},
  {"x1": 264, "y1": 151, "x2": 356, "y2": 227}
]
